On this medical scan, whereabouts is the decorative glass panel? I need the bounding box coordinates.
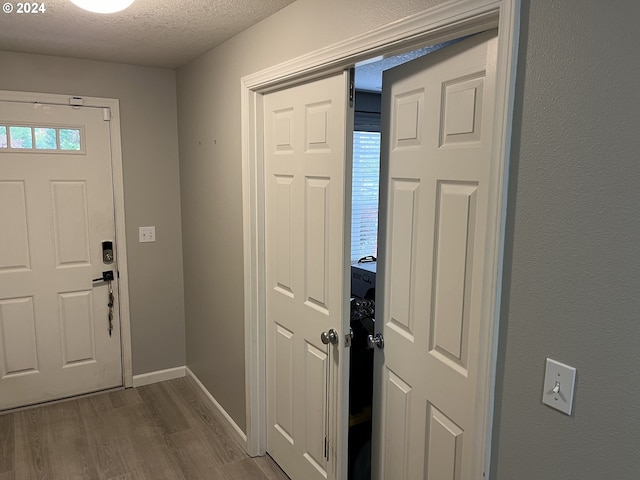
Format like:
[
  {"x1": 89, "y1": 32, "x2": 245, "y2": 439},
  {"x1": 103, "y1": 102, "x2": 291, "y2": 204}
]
[
  {"x1": 0, "y1": 125, "x2": 83, "y2": 153},
  {"x1": 9, "y1": 126, "x2": 33, "y2": 149},
  {"x1": 59, "y1": 129, "x2": 81, "y2": 151},
  {"x1": 35, "y1": 128, "x2": 57, "y2": 150}
]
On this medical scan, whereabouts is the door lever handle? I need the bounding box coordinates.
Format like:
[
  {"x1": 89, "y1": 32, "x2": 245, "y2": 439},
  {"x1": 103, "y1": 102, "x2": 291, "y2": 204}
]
[{"x1": 92, "y1": 270, "x2": 114, "y2": 283}]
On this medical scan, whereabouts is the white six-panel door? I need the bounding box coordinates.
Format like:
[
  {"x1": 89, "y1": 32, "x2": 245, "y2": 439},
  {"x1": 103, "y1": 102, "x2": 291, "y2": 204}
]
[
  {"x1": 0, "y1": 101, "x2": 122, "y2": 410},
  {"x1": 374, "y1": 30, "x2": 498, "y2": 479},
  {"x1": 263, "y1": 72, "x2": 352, "y2": 480}
]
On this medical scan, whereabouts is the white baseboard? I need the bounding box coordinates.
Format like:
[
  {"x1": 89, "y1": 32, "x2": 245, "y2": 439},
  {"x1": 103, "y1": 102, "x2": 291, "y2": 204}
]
[
  {"x1": 132, "y1": 366, "x2": 186, "y2": 387},
  {"x1": 186, "y1": 367, "x2": 248, "y2": 444}
]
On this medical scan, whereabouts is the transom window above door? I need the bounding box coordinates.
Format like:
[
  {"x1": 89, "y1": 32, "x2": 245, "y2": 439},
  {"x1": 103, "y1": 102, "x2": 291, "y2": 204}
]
[{"x1": 0, "y1": 124, "x2": 83, "y2": 153}]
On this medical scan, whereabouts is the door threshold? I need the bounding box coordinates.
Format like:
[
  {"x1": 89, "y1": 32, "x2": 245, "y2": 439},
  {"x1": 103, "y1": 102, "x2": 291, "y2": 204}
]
[{"x1": 0, "y1": 385, "x2": 125, "y2": 416}]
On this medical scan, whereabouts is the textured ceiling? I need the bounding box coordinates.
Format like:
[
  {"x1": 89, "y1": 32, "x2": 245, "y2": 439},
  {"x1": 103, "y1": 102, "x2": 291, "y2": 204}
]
[
  {"x1": 355, "y1": 38, "x2": 464, "y2": 92},
  {"x1": 0, "y1": 0, "x2": 296, "y2": 68}
]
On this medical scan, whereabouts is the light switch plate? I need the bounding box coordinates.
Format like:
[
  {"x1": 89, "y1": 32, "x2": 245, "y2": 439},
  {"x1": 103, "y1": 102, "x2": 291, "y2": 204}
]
[
  {"x1": 542, "y1": 358, "x2": 576, "y2": 415},
  {"x1": 139, "y1": 226, "x2": 156, "y2": 243}
]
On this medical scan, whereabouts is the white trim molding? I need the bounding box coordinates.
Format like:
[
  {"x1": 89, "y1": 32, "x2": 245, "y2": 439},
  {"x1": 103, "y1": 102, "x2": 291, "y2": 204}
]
[
  {"x1": 0, "y1": 89, "x2": 135, "y2": 389},
  {"x1": 132, "y1": 366, "x2": 186, "y2": 387},
  {"x1": 186, "y1": 367, "x2": 248, "y2": 444},
  {"x1": 241, "y1": 0, "x2": 520, "y2": 477}
]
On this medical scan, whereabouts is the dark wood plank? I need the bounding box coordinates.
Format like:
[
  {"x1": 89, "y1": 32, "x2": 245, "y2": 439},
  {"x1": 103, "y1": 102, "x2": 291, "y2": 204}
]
[
  {"x1": 198, "y1": 423, "x2": 246, "y2": 466},
  {"x1": 42, "y1": 400, "x2": 84, "y2": 437},
  {"x1": 127, "y1": 435, "x2": 186, "y2": 480},
  {"x1": 77, "y1": 394, "x2": 143, "y2": 479},
  {"x1": 137, "y1": 382, "x2": 191, "y2": 435},
  {"x1": 165, "y1": 377, "x2": 247, "y2": 463},
  {"x1": 163, "y1": 429, "x2": 226, "y2": 480},
  {"x1": 166, "y1": 377, "x2": 221, "y2": 429},
  {"x1": 0, "y1": 413, "x2": 15, "y2": 473},
  {"x1": 43, "y1": 401, "x2": 99, "y2": 480},
  {"x1": 49, "y1": 437, "x2": 99, "y2": 480},
  {"x1": 14, "y1": 408, "x2": 51, "y2": 479},
  {"x1": 219, "y1": 458, "x2": 270, "y2": 480},
  {"x1": 108, "y1": 388, "x2": 142, "y2": 409},
  {"x1": 157, "y1": 413, "x2": 246, "y2": 471},
  {"x1": 108, "y1": 402, "x2": 162, "y2": 441},
  {"x1": 0, "y1": 378, "x2": 289, "y2": 480},
  {"x1": 103, "y1": 470, "x2": 147, "y2": 480},
  {"x1": 253, "y1": 455, "x2": 290, "y2": 480}
]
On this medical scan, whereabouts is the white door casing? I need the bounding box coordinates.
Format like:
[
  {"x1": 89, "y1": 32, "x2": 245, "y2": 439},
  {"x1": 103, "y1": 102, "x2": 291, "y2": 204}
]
[
  {"x1": 0, "y1": 99, "x2": 129, "y2": 409},
  {"x1": 242, "y1": 1, "x2": 520, "y2": 477},
  {"x1": 373, "y1": 30, "x2": 498, "y2": 479},
  {"x1": 263, "y1": 72, "x2": 353, "y2": 480}
]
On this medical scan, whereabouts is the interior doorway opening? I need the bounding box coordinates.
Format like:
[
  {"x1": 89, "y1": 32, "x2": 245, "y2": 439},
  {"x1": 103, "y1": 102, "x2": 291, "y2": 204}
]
[{"x1": 242, "y1": 3, "x2": 519, "y2": 478}]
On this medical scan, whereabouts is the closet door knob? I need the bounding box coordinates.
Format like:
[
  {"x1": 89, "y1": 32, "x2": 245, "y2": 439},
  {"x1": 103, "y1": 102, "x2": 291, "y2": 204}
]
[
  {"x1": 367, "y1": 333, "x2": 384, "y2": 350},
  {"x1": 320, "y1": 328, "x2": 339, "y2": 345}
]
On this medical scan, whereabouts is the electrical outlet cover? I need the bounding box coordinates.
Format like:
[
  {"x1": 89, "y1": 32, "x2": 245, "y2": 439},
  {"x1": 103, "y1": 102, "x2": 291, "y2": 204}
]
[{"x1": 542, "y1": 358, "x2": 576, "y2": 415}]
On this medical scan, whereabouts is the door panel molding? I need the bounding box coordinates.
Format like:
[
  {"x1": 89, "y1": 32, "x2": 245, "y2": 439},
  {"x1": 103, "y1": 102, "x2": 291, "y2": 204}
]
[
  {"x1": 378, "y1": 29, "x2": 499, "y2": 478},
  {"x1": 263, "y1": 73, "x2": 352, "y2": 480},
  {"x1": 0, "y1": 90, "x2": 133, "y2": 389},
  {"x1": 241, "y1": 1, "x2": 520, "y2": 478}
]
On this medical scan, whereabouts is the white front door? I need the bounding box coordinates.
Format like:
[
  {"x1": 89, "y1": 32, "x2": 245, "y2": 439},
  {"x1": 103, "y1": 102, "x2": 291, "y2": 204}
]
[
  {"x1": 263, "y1": 72, "x2": 353, "y2": 480},
  {"x1": 0, "y1": 101, "x2": 123, "y2": 410},
  {"x1": 373, "y1": 29, "x2": 499, "y2": 478}
]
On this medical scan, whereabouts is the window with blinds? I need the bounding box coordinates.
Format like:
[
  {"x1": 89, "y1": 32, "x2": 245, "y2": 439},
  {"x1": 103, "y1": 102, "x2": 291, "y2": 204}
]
[{"x1": 351, "y1": 131, "x2": 380, "y2": 263}]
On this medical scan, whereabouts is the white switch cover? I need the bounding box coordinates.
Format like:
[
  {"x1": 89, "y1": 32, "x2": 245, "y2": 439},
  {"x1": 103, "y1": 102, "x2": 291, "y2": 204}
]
[
  {"x1": 139, "y1": 226, "x2": 156, "y2": 243},
  {"x1": 542, "y1": 358, "x2": 576, "y2": 415}
]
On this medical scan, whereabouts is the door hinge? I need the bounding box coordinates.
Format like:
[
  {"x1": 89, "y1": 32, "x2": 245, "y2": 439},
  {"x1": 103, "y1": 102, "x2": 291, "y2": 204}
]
[
  {"x1": 102, "y1": 107, "x2": 112, "y2": 121},
  {"x1": 324, "y1": 437, "x2": 329, "y2": 460},
  {"x1": 348, "y1": 67, "x2": 355, "y2": 108}
]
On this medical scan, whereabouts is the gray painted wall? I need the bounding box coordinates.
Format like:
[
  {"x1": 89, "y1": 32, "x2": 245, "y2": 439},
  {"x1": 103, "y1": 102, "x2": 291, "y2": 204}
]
[
  {"x1": 491, "y1": 0, "x2": 640, "y2": 478},
  {"x1": 4, "y1": 0, "x2": 632, "y2": 475},
  {"x1": 179, "y1": 0, "x2": 640, "y2": 474},
  {"x1": 0, "y1": 52, "x2": 186, "y2": 375}
]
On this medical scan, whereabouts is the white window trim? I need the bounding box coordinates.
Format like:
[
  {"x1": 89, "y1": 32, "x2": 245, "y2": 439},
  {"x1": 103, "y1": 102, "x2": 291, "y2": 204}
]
[
  {"x1": 0, "y1": 90, "x2": 133, "y2": 389},
  {"x1": 241, "y1": 0, "x2": 520, "y2": 477}
]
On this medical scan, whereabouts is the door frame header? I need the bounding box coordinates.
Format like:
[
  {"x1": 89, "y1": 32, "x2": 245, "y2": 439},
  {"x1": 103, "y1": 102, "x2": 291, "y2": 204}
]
[{"x1": 240, "y1": 0, "x2": 520, "y2": 477}]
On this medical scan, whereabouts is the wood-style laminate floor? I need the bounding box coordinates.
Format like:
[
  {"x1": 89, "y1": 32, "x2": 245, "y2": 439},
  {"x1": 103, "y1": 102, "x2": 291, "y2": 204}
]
[{"x1": 0, "y1": 377, "x2": 290, "y2": 480}]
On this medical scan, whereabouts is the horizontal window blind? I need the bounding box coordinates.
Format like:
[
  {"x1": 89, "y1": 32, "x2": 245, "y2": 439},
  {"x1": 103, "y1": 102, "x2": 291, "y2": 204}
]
[{"x1": 351, "y1": 131, "x2": 380, "y2": 263}]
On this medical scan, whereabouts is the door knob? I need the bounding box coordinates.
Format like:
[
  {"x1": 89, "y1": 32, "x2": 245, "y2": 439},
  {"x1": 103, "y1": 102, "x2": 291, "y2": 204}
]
[
  {"x1": 320, "y1": 328, "x2": 339, "y2": 345},
  {"x1": 367, "y1": 333, "x2": 384, "y2": 350}
]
